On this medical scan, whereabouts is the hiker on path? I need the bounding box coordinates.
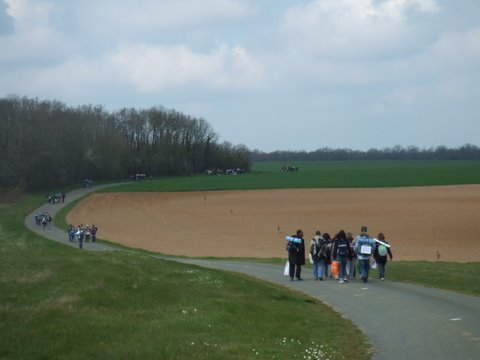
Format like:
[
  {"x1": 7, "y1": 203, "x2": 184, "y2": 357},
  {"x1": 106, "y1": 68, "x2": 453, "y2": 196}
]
[
  {"x1": 332, "y1": 230, "x2": 353, "y2": 283},
  {"x1": 91, "y1": 225, "x2": 98, "y2": 242},
  {"x1": 346, "y1": 232, "x2": 356, "y2": 279},
  {"x1": 355, "y1": 226, "x2": 377, "y2": 283},
  {"x1": 78, "y1": 227, "x2": 84, "y2": 249},
  {"x1": 310, "y1": 230, "x2": 326, "y2": 281},
  {"x1": 286, "y1": 229, "x2": 306, "y2": 281},
  {"x1": 373, "y1": 233, "x2": 393, "y2": 281},
  {"x1": 322, "y1": 233, "x2": 332, "y2": 278}
]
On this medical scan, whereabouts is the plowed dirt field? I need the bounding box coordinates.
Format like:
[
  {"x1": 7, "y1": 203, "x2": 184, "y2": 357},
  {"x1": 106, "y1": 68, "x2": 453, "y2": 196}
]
[{"x1": 66, "y1": 185, "x2": 480, "y2": 261}]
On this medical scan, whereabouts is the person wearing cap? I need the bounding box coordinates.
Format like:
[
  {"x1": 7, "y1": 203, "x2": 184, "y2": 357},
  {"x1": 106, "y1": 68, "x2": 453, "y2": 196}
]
[{"x1": 354, "y1": 226, "x2": 377, "y2": 283}]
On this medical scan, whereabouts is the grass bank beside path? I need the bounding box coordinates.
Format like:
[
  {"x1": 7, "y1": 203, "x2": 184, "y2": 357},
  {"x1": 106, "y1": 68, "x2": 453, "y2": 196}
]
[
  {"x1": 385, "y1": 261, "x2": 480, "y2": 296},
  {"x1": 1, "y1": 195, "x2": 371, "y2": 359}
]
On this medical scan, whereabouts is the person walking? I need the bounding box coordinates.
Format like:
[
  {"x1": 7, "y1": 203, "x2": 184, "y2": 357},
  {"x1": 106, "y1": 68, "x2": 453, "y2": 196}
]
[
  {"x1": 310, "y1": 231, "x2": 326, "y2": 281},
  {"x1": 91, "y1": 225, "x2": 98, "y2": 242},
  {"x1": 322, "y1": 233, "x2": 332, "y2": 278},
  {"x1": 286, "y1": 229, "x2": 306, "y2": 281},
  {"x1": 355, "y1": 226, "x2": 377, "y2": 283},
  {"x1": 78, "y1": 226, "x2": 84, "y2": 249},
  {"x1": 346, "y1": 232, "x2": 356, "y2": 279},
  {"x1": 373, "y1": 233, "x2": 393, "y2": 281},
  {"x1": 332, "y1": 230, "x2": 352, "y2": 284}
]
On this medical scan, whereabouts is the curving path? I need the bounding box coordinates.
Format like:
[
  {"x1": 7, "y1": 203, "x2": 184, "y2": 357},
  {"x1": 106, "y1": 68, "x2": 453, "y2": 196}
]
[
  {"x1": 25, "y1": 183, "x2": 121, "y2": 251},
  {"x1": 25, "y1": 184, "x2": 480, "y2": 360}
]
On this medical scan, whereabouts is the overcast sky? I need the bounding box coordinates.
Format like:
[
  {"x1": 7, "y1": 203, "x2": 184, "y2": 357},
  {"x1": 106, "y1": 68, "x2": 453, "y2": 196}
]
[{"x1": 1, "y1": 0, "x2": 479, "y2": 152}]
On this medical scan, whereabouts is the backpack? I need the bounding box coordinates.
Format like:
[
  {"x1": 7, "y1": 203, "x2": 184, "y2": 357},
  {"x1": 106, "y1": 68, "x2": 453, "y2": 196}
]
[
  {"x1": 337, "y1": 241, "x2": 348, "y2": 257},
  {"x1": 378, "y1": 244, "x2": 388, "y2": 257},
  {"x1": 286, "y1": 242, "x2": 296, "y2": 253},
  {"x1": 317, "y1": 239, "x2": 327, "y2": 257}
]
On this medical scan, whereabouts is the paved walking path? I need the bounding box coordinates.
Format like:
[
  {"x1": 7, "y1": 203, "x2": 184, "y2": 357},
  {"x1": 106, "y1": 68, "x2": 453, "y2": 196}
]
[
  {"x1": 25, "y1": 184, "x2": 480, "y2": 360},
  {"x1": 24, "y1": 183, "x2": 122, "y2": 251}
]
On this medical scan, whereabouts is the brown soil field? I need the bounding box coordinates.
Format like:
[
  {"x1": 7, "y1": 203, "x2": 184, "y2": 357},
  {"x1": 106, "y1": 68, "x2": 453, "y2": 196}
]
[{"x1": 66, "y1": 185, "x2": 480, "y2": 262}]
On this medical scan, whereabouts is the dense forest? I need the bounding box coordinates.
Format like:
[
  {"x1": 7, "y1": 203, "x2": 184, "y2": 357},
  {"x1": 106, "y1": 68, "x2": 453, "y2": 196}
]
[
  {"x1": 0, "y1": 96, "x2": 250, "y2": 192},
  {"x1": 250, "y1": 144, "x2": 480, "y2": 162}
]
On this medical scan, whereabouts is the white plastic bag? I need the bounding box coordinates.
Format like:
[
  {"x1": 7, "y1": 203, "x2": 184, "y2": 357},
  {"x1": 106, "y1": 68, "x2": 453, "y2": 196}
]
[{"x1": 283, "y1": 260, "x2": 289, "y2": 276}]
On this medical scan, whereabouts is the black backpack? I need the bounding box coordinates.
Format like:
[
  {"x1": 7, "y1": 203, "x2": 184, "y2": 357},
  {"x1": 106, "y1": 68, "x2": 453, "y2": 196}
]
[
  {"x1": 286, "y1": 242, "x2": 296, "y2": 253},
  {"x1": 337, "y1": 240, "x2": 349, "y2": 257},
  {"x1": 316, "y1": 238, "x2": 327, "y2": 257}
]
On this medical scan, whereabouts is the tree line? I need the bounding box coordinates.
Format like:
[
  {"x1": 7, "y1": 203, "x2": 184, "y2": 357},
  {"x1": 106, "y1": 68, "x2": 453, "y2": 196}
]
[
  {"x1": 250, "y1": 144, "x2": 480, "y2": 162},
  {"x1": 0, "y1": 96, "x2": 250, "y2": 192}
]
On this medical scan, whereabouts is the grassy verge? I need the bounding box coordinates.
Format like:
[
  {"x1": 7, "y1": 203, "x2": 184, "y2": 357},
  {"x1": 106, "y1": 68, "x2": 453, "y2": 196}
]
[
  {"x1": 380, "y1": 261, "x2": 480, "y2": 296},
  {"x1": 1, "y1": 196, "x2": 371, "y2": 359}
]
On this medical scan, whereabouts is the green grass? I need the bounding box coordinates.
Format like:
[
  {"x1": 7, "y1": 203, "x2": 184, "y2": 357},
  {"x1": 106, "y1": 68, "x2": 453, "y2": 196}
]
[
  {"x1": 381, "y1": 261, "x2": 480, "y2": 296},
  {"x1": 103, "y1": 160, "x2": 480, "y2": 192},
  {"x1": 1, "y1": 196, "x2": 371, "y2": 359}
]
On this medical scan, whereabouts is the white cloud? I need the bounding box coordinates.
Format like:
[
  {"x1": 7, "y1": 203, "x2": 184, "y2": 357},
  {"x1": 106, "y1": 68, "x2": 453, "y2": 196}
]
[
  {"x1": 4, "y1": 0, "x2": 55, "y2": 32},
  {"x1": 279, "y1": 0, "x2": 441, "y2": 59},
  {"x1": 0, "y1": 0, "x2": 72, "y2": 61},
  {"x1": 111, "y1": 43, "x2": 265, "y2": 91},
  {"x1": 74, "y1": 0, "x2": 254, "y2": 37}
]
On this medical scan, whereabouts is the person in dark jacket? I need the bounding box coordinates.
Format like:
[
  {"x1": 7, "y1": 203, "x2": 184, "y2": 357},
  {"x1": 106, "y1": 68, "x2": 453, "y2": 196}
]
[
  {"x1": 287, "y1": 229, "x2": 306, "y2": 281},
  {"x1": 332, "y1": 230, "x2": 353, "y2": 283},
  {"x1": 322, "y1": 233, "x2": 332, "y2": 278},
  {"x1": 373, "y1": 233, "x2": 393, "y2": 281}
]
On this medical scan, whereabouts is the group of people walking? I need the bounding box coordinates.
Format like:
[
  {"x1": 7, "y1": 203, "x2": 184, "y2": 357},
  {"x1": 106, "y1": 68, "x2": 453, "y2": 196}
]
[
  {"x1": 68, "y1": 224, "x2": 98, "y2": 249},
  {"x1": 285, "y1": 226, "x2": 393, "y2": 283}
]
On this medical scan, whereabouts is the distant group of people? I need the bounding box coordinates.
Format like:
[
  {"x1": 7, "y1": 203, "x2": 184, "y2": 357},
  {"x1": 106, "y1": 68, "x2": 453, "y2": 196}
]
[
  {"x1": 82, "y1": 178, "x2": 93, "y2": 188},
  {"x1": 47, "y1": 192, "x2": 65, "y2": 204},
  {"x1": 205, "y1": 168, "x2": 246, "y2": 176},
  {"x1": 285, "y1": 226, "x2": 393, "y2": 283},
  {"x1": 129, "y1": 173, "x2": 152, "y2": 181},
  {"x1": 35, "y1": 211, "x2": 52, "y2": 229},
  {"x1": 68, "y1": 224, "x2": 98, "y2": 249},
  {"x1": 281, "y1": 165, "x2": 299, "y2": 173}
]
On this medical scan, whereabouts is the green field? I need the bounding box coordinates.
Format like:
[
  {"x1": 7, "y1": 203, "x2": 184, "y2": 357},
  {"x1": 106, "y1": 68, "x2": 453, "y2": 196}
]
[
  {"x1": 2, "y1": 160, "x2": 479, "y2": 359},
  {"x1": 104, "y1": 160, "x2": 480, "y2": 193}
]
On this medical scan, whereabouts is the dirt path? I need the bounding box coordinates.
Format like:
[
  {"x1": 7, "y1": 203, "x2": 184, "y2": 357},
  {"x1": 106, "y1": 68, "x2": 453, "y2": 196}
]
[{"x1": 66, "y1": 185, "x2": 480, "y2": 262}]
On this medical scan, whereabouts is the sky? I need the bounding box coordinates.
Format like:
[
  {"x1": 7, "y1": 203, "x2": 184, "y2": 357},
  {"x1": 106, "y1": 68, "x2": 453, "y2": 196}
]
[{"x1": 0, "y1": 0, "x2": 479, "y2": 152}]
